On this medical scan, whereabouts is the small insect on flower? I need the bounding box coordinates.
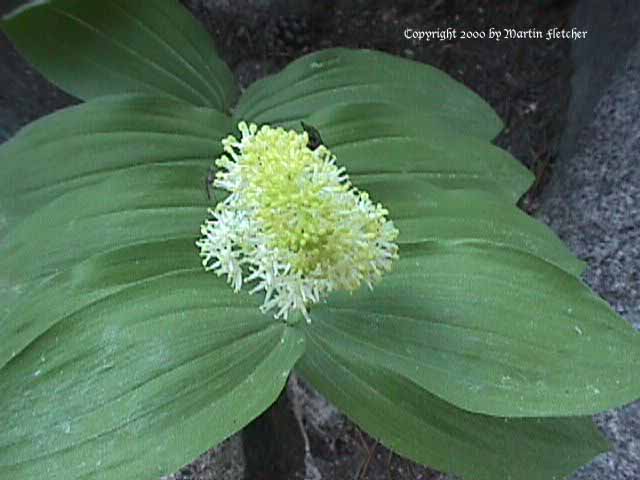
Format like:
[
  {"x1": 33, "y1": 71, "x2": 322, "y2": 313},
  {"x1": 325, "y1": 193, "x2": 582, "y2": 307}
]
[
  {"x1": 196, "y1": 122, "x2": 399, "y2": 323},
  {"x1": 204, "y1": 164, "x2": 218, "y2": 202},
  {"x1": 301, "y1": 121, "x2": 324, "y2": 150}
]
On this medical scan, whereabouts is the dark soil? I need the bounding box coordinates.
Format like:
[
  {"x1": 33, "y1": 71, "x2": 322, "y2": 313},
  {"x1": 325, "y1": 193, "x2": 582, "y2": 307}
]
[{"x1": 0, "y1": 34, "x2": 76, "y2": 140}]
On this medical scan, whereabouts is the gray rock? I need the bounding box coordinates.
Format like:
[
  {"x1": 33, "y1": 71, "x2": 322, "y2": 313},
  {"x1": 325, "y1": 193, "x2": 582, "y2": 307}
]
[
  {"x1": 539, "y1": 17, "x2": 640, "y2": 480},
  {"x1": 541, "y1": 42, "x2": 640, "y2": 324},
  {"x1": 570, "y1": 402, "x2": 640, "y2": 480},
  {"x1": 560, "y1": 0, "x2": 640, "y2": 160}
]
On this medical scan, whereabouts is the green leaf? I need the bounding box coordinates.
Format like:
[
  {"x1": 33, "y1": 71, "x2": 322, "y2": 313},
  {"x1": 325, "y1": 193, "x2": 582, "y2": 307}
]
[
  {"x1": 240, "y1": 54, "x2": 531, "y2": 201},
  {"x1": 1, "y1": 238, "x2": 193, "y2": 370},
  {"x1": 304, "y1": 102, "x2": 533, "y2": 202},
  {"x1": 0, "y1": 160, "x2": 210, "y2": 364},
  {"x1": 298, "y1": 332, "x2": 608, "y2": 480},
  {"x1": 0, "y1": 93, "x2": 305, "y2": 479},
  {"x1": 358, "y1": 177, "x2": 585, "y2": 276},
  {"x1": 0, "y1": 238, "x2": 305, "y2": 479},
  {"x1": 306, "y1": 241, "x2": 640, "y2": 417},
  {"x1": 2, "y1": 0, "x2": 238, "y2": 111},
  {"x1": 0, "y1": 97, "x2": 230, "y2": 365},
  {"x1": 0, "y1": 94, "x2": 230, "y2": 230},
  {"x1": 235, "y1": 48, "x2": 504, "y2": 141},
  {"x1": 1, "y1": 164, "x2": 210, "y2": 284}
]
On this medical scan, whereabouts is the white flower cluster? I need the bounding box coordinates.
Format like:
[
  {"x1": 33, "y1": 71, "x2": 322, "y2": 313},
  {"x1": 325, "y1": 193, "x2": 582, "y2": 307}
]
[{"x1": 196, "y1": 122, "x2": 398, "y2": 322}]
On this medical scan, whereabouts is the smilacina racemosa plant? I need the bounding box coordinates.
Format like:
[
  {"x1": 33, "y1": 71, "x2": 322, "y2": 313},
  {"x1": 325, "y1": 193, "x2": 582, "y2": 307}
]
[{"x1": 1, "y1": 1, "x2": 639, "y2": 480}]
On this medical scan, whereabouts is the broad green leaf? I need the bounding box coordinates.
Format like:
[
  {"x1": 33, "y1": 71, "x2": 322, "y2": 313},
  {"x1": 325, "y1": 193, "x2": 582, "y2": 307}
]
[
  {"x1": 0, "y1": 94, "x2": 230, "y2": 229},
  {"x1": 0, "y1": 166, "x2": 211, "y2": 368},
  {"x1": 0, "y1": 90, "x2": 305, "y2": 480},
  {"x1": 307, "y1": 241, "x2": 640, "y2": 417},
  {"x1": 235, "y1": 48, "x2": 503, "y2": 141},
  {"x1": 0, "y1": 95, "x2": 304, "y2": 479},
  {"x1": 0, "y1": 238, "x2": 305, "y2": 479},
  {"x1": 305, "y1": 102, "x2": 534, "y2": 202},
  {"x1": 2, "y1": 0, "x2": 238, "y2": 111},
  {"x1": 298, "y1": 332, "x2": 608, "y2": 480},
  {"x1": 358, "y1": 177, "x2": 585, "y2": 276},
  {"x1": 1, "y1": 238, "x2": 194, "y2": 370},
  {"x1": 1, "y1": 164, "x2": 209, "y2": 284}
]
